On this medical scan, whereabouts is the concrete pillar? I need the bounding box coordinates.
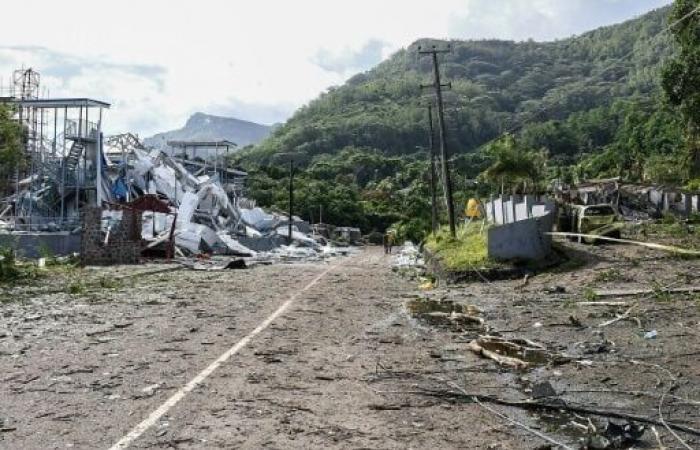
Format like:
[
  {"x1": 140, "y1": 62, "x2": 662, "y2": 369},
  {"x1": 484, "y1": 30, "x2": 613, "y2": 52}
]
[
  {"x1": 682, "y1": 193, "x2": 692, "y2": 218},
  {"x1": 524, "y1": 195, "x2": 531, "y2": 219},
  {"x1": 499, "y1": 196, "x2": 506, "y2": 225}
]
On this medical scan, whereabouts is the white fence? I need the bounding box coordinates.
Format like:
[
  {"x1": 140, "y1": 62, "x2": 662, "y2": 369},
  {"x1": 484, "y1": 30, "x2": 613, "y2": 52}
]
[{"x1": 484, "y1": 195, "x2": 556, "y2": 225}]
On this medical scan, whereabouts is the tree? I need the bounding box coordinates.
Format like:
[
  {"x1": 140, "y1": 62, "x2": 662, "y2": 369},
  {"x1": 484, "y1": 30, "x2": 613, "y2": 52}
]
[
  {"x1": 0, "y1": 104, "x2": 23, "y2": 194},
  {"x1": 662, "y1": 0, "x2": 700, "y2": 177},
  {"x1": 479, "y1": 134, "x2": 547, "y2": 194}
]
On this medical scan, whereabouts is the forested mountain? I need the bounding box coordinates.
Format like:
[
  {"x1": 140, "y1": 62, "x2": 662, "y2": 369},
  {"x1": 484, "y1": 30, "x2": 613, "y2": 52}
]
[
  {"x1": 241, "y1": 6, "x2": 675, "y2": 170},
  {"x1": 234, "y1": 5, "x2": 691, "y2": 238}
]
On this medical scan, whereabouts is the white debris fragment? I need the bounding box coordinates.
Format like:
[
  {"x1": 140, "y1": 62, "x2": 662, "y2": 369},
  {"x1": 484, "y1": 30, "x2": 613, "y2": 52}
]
[{"x1": 391, "y1": 242, "x2": 424, "y2": 269}]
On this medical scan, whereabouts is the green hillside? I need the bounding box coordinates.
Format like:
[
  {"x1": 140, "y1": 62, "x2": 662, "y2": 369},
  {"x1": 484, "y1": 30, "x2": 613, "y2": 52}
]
[
  {"x1": 234, "y1": 5, "x2": 691, "y2": 239},
  {"x1": 242, "y1": 6, "x2": 674, "y2": 166}
]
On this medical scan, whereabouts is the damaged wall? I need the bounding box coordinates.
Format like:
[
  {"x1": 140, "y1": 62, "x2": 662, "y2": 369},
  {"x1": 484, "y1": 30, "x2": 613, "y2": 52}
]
[
  {"x1": 485, "y1": 195, "x2": 555, "y2": 225},
  {"x1": 487, "y1": 212, "x2": 555, "y2": 261},
  {"x1": 80, "y1": 208, "x2": 141, "y2": 266}
]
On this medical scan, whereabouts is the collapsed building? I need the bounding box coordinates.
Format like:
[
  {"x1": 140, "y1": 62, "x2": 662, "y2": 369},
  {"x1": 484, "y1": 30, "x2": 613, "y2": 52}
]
[
  {"x1": 0, "y1": 68, "x2": 340, "y2": 263},
  {"x1": 553, "y1": 177, "x2": 700, "y2": 220}
]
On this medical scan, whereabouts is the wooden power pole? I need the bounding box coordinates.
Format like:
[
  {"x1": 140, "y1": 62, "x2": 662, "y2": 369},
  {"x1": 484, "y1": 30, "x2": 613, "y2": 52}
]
[
  {"x1": 420, "y1": 45, "x2": 456, "y2": 237},
  {"x1": 288, "y1": 159, "x2": 294, "y2": 243},
  {"x1": 427, "y1": 104, "x2": 439, "y2": 234}
]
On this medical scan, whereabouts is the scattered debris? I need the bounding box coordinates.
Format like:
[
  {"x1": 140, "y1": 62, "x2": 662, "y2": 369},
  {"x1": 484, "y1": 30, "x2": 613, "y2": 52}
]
[
  {"x1": 582, "y1": 420, "x2": 646, "y2": 449},
  {"x1": 465, "y1": 335, "x2": 572, "y2": 370},
  {"x1": 544, "y1": 285, "x2": 566, "y2": 294},
  {"x1": 391, "y1": 242, "x2": 425, "y2": 274},
  {"x1": 531, "y1": 381, "x2": 557, "y2": 399}
]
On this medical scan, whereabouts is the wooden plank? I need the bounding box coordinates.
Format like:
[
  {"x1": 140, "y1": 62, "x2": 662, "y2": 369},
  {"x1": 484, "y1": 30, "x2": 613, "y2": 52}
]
[{"x1": 594, "y1": 286, "x2": 700, "y2": 298}]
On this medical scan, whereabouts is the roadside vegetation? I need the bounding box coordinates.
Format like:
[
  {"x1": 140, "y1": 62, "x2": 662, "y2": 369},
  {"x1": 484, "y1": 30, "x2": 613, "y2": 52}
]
[
  {"x1": 424, "y1": 223, "x2": 493, "y2": 271},
  {"x1": 0, "y1": 248, "x2": 40, "y2": 285}
]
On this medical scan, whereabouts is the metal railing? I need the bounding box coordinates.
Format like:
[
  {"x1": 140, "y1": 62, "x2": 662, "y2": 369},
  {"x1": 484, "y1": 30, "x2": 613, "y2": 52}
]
[
  {"x1": 65, "y1": 119, "x2": 98, "y2": 141},
  {"x1": 1, "y1": 216, "x2": 81, "y2": 233}
]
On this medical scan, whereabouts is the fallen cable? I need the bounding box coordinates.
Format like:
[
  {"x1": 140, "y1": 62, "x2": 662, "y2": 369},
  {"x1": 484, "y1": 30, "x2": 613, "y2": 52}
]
[
  {"x1": 659, "y1": 390, "x2": 693, "y2": 450},
  {"x1": 546, "y1": 232, "x2": 700, "y2": 256},
  {"x1": 412, "y1": 388, "x2": 700, "y2": 437},
  {"x1": 475, "y1": 396, "x2": 575, "y2": 449},
  {"x1": 445, "y1": 380, "x2": 575, "y2": 450},
  {"x1": 651, "y1": 426, "x2": 667, "y2": 450}
]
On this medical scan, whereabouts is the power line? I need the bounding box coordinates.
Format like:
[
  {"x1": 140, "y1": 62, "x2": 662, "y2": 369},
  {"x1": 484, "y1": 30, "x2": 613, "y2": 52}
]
[
  {"x1": 664, "y1": 4, "x2": 700, "y2": 33},
  {"x1": 426, "y1": 104, "x2": 439, "y2": 233}
]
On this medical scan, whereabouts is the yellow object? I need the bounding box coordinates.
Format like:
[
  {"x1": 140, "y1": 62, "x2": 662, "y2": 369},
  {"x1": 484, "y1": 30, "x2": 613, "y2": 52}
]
[
  {"x1": 466, "y1": 198, "x2": 482, "y2": 218},
  {"x1": 419, "y1": 280, "x2": 435, "y2": 290}
]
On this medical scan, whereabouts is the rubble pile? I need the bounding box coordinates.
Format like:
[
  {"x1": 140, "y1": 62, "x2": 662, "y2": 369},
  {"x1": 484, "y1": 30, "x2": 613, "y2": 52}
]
[
  {"x1": 2, "y1": 134, "x2": 355, "y2": 262},
  {"x1": 115, "y1": 147, "x2": 349, "y2": 260}
]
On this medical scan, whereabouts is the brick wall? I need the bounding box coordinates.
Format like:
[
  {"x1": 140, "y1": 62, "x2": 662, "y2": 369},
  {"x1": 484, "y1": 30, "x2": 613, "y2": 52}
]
[{"x1": 80, "y1": 207, "x2": 142, "y2": 266}]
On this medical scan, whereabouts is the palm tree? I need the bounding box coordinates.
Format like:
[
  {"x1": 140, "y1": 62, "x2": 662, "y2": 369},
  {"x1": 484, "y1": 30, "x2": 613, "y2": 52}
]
[{"x1": 479, "y1": 134, "x2": 546, "y2": 194}]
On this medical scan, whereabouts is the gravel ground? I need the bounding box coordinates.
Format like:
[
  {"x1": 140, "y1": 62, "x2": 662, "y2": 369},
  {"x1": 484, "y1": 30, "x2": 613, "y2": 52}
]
[{"x1": 0, "y1": 243, "x2": 698, "y2": 449}]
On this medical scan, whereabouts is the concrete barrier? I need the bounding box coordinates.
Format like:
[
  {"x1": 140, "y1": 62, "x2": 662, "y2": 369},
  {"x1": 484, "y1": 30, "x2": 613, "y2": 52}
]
[{"x1": 487, "y1": 211, "x2": 554, "y2": 261}]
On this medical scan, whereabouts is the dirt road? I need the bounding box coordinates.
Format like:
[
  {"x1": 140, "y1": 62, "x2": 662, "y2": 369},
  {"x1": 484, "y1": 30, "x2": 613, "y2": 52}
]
[
  {"x1": 1, "y1": 245, "x2": 699, "y2": 449},
  {"x1": 0, "y1": 248, "x2": 512, "y2": 449}
]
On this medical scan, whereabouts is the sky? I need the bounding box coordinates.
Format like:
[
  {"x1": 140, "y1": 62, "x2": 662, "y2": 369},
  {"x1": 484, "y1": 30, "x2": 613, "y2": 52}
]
[{"x1": 0, "y1": 0, "x2": 672, "y2": 137}]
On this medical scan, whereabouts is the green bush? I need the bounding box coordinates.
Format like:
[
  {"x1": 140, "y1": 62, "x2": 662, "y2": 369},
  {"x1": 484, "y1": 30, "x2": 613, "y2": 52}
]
[{"x1": 0, "y1": 247, "x2": 39, "y2": 284}]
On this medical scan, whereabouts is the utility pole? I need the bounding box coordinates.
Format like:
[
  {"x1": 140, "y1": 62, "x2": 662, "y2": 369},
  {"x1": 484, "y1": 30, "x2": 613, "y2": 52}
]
[
  {"x1": 420, "y1": 45, "x2": 456, "y2": 237},
  {"x1": 288, "y1": 159, "x2": 294, "y2": 244},
  {"x1": 427, "y1": 104, "x2": 439, "y2": 234}
]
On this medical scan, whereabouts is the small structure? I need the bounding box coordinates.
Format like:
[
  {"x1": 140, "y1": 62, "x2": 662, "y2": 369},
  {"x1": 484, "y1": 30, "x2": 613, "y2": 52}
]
[
  {"x1": 334, "y1": 227, "x2": 362, "y2": 244},
  {"x1": 80, "y1": 195, "x2": 176, "y2": 266},
  {"x1": 166, "y1": 140, "x2": 246, "y2": 199},
  {"x1": 80, "y1": 207, "x2": 141, "y2": 266},
  {"x1": 0, "y1": 68, "x2": 111, "y2": 232}
]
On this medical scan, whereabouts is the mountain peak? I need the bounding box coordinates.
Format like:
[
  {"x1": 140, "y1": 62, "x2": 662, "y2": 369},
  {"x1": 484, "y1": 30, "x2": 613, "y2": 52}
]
[{"x1": 145, "y1": 113, "x2": 273, "y2": 150}]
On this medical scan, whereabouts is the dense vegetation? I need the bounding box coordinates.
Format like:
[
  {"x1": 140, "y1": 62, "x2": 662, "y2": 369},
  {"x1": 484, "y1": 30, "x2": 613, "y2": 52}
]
[
  {"x1": 0, "y1": 104, "x2": 23, "y2": 195},
  {"x1": 234, "y1": 4, "x2": 699, "y2": 241},
  {"x1": 662, "y1": 0, "x2": 700, "y2": 178}
]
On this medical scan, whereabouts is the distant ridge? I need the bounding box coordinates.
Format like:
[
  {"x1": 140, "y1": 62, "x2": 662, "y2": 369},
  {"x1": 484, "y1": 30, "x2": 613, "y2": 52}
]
[{"x1": 144, "y1": 112, "x2": 272, "y2": 151}]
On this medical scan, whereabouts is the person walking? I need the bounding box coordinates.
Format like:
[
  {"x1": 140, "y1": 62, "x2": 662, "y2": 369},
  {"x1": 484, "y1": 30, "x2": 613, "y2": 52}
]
[{"x1": 383, "y1": 232, "x2": 394, "y2": 255}]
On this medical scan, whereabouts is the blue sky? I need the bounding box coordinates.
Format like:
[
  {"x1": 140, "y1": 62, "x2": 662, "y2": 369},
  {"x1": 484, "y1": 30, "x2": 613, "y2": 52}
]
[{"x1": 0, "y1": 0, "x2": 672, "y2": 136}]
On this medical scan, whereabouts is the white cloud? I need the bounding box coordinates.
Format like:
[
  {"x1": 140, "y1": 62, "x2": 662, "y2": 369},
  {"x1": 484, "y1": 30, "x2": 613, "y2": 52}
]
[
  {"x1": 449, "y1": 0, "x2": 672, "y2": 41},
  {"x1": 313, "y1": 39, "x2": 392, "y2": 76},
  {"x1": 0, "y1": 0, "x2": 672, "y2": 136}
]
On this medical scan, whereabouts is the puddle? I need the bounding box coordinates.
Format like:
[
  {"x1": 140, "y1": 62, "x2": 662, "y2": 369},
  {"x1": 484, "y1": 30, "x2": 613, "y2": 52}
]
[
  {"x1": 406, "y1": 298, "x2": 465, "y2": 315},
  {"x1": 406, "y1": 298, "x2": 483, "y2": 330}
]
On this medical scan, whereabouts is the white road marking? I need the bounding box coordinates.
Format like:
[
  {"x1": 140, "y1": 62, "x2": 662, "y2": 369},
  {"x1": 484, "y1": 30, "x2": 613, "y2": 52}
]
[{"x1": 109, "y1": 262, "x2": 339, "y2": 449}]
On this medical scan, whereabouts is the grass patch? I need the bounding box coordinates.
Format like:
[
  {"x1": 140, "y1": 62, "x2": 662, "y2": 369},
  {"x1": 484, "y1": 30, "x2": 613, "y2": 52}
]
[
  {"x1": 594, "y1": 268, "x2": 623, "y2": 283},
  {"x1": 582, "y1": 286, "x2": 598, "y2": 302},
  {"x1": 627, "y1": 219, "x2": 697, "y2": 243},
  {"x1": 67, "y1": 281, "x2": 86, "y2": 295},
  {"x1": 425, "y1": 223, "x2": 494, "y2": 271},
  {"x1": 98, "y1": 275, "x2": 123, "y2": 290},
  {"x1": 0, "y1": 248, "x2": 41, "y2": 285}
]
